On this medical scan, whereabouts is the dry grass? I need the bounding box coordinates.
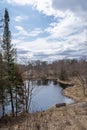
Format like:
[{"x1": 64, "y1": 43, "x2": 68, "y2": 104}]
[
  {"x1": 64, "y1": 77, "x2": 87, "y2": 102},
  {"x1": 4, "y1": 103, "x2": 87, "y2": 130}
]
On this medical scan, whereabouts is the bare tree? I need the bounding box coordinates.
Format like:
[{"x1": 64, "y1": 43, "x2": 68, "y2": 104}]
[{"x1": 20, "y1": 57, "x2": 37, "y2": 113}]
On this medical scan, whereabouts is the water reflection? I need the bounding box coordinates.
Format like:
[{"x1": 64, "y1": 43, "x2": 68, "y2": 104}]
[
  {"x1": 34, "y1": 79, "x2": 58, "y2": 86},
  {"x1": 29, "y1": 80, "x2": 74, "y2": 112},
  {"x1": 0, "y1": 80, "x2": 74, "y2": 116},
  {"x1": 53, "y1": 79, "x2": 58, "y2": 85},
  {"x1": 36, "y1": 79, "x2": 49, "y2": 86}
]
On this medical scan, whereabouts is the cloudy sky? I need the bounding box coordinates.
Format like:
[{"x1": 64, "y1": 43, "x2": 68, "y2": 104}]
[{"x1": 0, "y1": 0, "x2": 87, "y2": 62}]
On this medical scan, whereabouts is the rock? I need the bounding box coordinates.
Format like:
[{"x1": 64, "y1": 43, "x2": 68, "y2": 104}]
[{"x1": 55, "y1": 103, "x2": 66, "y2": 107}]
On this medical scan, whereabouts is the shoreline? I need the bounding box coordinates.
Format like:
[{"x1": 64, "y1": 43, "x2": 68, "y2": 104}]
[
  {"x1": 63, "y1": 77, "x2": 87, "y2": 102},
  {"x1": 57, "y1": 79, "x2": 74, "y2": 87}
]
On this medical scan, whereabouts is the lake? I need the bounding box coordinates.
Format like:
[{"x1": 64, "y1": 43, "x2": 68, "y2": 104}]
[
  {"x1": 0, "y1": 80, "x2": 74, "y2": 116},
  {"x1": 28, "y1": 80, "x2": 74, "y2": 112}
]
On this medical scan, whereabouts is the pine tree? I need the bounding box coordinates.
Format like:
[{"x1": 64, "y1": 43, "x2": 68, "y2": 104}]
[
  {"x1": 2, "y1": 8, "x2": 15, "y2": 117},
  {"x1": 1, "y1": 8, "x2": 24, "y2": 117},
  {"x1": 14, "y1": 64, "x2": 24, "y2": 116}
]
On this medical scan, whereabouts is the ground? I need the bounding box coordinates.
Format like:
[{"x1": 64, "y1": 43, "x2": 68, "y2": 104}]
[{"x1": 0, "y1": 77, "x2": 87, "y2": 130}]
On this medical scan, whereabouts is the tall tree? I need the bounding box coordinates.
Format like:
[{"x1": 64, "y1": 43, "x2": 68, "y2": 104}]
[
  {"x1": 14, "y1": 64, "x2": 24, "y2": 116},
  {"x1": 2, "y1": 8, "x2": 15, "y2": 117},
  {"x1": 0, "y1": 53, "x2": 6, "y2": 117}
]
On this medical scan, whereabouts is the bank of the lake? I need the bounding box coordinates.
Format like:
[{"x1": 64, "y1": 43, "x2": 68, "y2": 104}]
[{"x1": 63, "y1": 77, "x2": 87, "y2": 102}]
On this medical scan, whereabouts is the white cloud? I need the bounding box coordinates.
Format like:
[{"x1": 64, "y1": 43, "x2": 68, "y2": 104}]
[
  {"x1": 7, "y1": 0, "x2": 35, "y2": 6},
  {"x1": 12, "y1": 34, "x2": 87, "y2": 61},
  {"x1": 45, "y1": 12, "x2": 87, "y2": 39},
  {"x1": 15, "y1": 16, "x2": 23, "y2": 22},
  {"x1": 7, "y1": 0, "x2": 87, "y2": 17},
  {"x1": 7, "y1": 0, "x2": 87, "y2": 61},
  {"x1": 15, "y1": 15, "x2": 28, "y2": 22},
  {"x1": 15, "y1": 26, "x2": 24, "y2": 31},
  {"x1": 14, "y1": 26, "x2": 42, "y2": 37},
  {"x1": 7, "y1": 0, "x2": 66, "y2": 17},
  {"x1": 14, "y1": 26, "x2": 28, "y2": 36},
  {"x1": 52, "y1": 0, "x2": 87, "y2": 12},
  {"x1": 29, "y1": 28, "x2": 43, "y2": 37}
]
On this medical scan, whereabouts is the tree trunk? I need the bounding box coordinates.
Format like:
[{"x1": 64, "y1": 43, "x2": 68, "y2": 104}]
[
  {"x1": 10, "y1": 87, "x2": 14, "y2": 117},
  {"x1": 2, "y1": 97, "x2": 5, "y2": 117},
  {"x1": 15, "y1": 86, "x2": 18, "y2": 117}
]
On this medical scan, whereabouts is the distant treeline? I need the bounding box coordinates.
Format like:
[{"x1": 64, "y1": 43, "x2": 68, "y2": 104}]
[{"x1": 21, "y1": 58, "x2": 87, "y2": 81}]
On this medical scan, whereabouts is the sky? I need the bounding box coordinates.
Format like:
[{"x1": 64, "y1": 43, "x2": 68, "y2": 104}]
[{"x1": 0, "y1": 0, "x2": 87, "y2": 62}]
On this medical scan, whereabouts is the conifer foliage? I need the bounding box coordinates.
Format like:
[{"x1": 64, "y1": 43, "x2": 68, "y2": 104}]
[{"x1": 0, "y1": 8, "x2": 24, "y2": 117}]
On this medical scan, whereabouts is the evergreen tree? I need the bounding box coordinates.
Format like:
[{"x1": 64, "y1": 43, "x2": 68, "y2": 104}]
[
  {"x1": 2, "y1": 9, "x2": 24, "y2": 117},
  {"x1": 14, "y1": 64, "x2": 24, "y2": 116},
  {"x1": 2, "y1": 8, "x2": 15, "y2": 117}
]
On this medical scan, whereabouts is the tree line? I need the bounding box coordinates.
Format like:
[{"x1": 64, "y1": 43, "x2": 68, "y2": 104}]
[{"x1": 22, "y1": 58, "x2": 87, "y2": 81}]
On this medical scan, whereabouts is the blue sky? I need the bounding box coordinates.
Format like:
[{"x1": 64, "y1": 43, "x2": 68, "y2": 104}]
[{"x1": 0, "y1": 0, "x2": 87, "y2": 62}]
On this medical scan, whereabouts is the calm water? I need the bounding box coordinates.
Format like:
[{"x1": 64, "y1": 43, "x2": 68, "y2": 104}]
[
  {"x1": 29, "y1": 80, "x2": 74, "y2": 112},
  {"x1": 0, "y1": 80, "x2": 74, "y2": 116}
]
